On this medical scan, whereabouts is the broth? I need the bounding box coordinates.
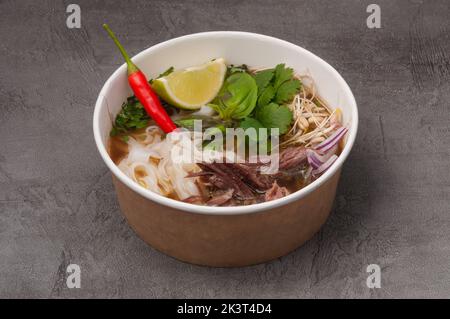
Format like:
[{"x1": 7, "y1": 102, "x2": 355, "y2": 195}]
[
  {"x1": 109, "y1": 135, "x2": 128, "y2": 164},
  {"x1": 107, "y1": 62, "x2": 346, "y2": 206}
]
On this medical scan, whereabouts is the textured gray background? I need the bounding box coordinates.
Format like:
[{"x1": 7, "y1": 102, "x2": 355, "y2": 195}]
[{"x1": 0, "y1": 0, "x2": 449, "y2": 298}]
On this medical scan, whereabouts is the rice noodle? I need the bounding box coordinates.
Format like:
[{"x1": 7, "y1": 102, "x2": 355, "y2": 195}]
[{"x1": 117, "y1": 128, "x2": 200, "y2": 200}]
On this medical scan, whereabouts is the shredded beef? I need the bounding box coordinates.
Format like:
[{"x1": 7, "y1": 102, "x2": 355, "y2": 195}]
[
  {"x1": 232, "y1": 163, "x2": 274, "y2": 190},
  {"x1": 197, "y1": 163, "x2": 255, "y2": 200},
  {"x1": 265, "y1": 181, "x2": 290, "y2": 202},
  {"x1": 182, "y1": 196, "x2": 204, "y2": 205},
  {"x1": 206, "y1": 189, "x2": 234, "y2": 206},
  {"x1": 188, "y1": 146, "x2": 307, "y2": 205},
  {"x1": 278, "y1": 146, "x2": 307, "y2": 170}
]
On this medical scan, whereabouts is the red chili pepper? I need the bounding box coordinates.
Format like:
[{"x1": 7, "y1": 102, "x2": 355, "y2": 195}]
[{"x1": 103, "y1": 24, "x2": 177, "y2": 133}]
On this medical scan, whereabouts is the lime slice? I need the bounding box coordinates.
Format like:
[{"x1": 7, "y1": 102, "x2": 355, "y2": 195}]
[{"x1": 152, "y1": 58, "x2": 227, "y2": 110}]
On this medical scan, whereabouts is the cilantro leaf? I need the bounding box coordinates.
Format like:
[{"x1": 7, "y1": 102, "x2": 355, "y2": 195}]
[
  {"x1": 239, "y1": 117, "x2": 269, "y2": 151},
  {"x1": 256, "y1": 102, "x2": 293, "y2": 134},
  {"x1": 110, "y1": 99, "x2": 150, "y2": 136},
  {"x1": 252, "y1": 64, "x2": 300, "y2": 109},
  {"x1": 110, "y1": 126, "x2": 119, "y2": 136},
  {"x1": 273, "y1": 64, "x2": 294, "y2": 90},
  {"x1": 275, "y1": 79, "x2": 301, "y2": 104},
  {"x1": 254, "y1": 69, "x2": 274, "y2": 93},
  {"x1": 257, "y1": 85, "x2": 275, "y2": 107},
  {"x1": 240, "y1": 117, "x2": 264, "y2": 131}
]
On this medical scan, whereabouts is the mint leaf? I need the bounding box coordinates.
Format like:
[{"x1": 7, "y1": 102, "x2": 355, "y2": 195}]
[
  {"x1": 275, "y1": 79, "x2": 301, "y2": 104},
  {"x1": 273, "y1": 64, "x2": 294, "y2": 90},
  {"x1": 254, "y1": 69, "x2": 274, "y2": 93},
  {"x1": 256, "y1": 102, "x2": 293, "y2": 134},
  {"x1": 258, "y1": 85, "x2": 276, "y2": 107}
]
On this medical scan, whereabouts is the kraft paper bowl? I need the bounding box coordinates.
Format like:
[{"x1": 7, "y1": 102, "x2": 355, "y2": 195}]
[{"x1": 93, "y1": 31, "x2": 358, "y2": 267}]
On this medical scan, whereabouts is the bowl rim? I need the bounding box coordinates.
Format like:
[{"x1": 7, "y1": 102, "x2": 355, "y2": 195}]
[{"x1": 93, "y1": 31, "x2": 358, "y2": 215}]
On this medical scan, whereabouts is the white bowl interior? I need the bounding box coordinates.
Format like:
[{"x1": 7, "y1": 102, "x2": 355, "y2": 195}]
[{"x1": 94, "y1": 32, "x2": 358, "y2": 215}]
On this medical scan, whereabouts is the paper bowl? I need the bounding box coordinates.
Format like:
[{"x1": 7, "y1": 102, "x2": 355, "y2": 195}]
[{"x1": 93, "y1": 31, "x2": 358, "y2": 267}]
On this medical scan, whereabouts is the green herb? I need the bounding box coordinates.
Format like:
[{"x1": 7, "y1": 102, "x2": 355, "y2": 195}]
[
  {"x1": 157, "y1": 66, "x2": 174, "y2": 78},
  {"x1": 203, "y1": 125, "x2": 226, "y2": 151},
  {"x1": 110, "y1": 97, "x2": 150, "y2": 136},
  {"x1": 174, "y1": 116, "x2": 223, "y2": 131},
  {"x1": 149, "y1": 66, "x2": 174, "y2": 84},
  {"x1": 204, "y1": 124, "x2": 226, "y2": 139},
  {"x1": 239, "y1": 117, "x2": 270, "y2": 153},
  {"x1": 237, "y1": 64, "x2": 300, "y2": 140},
  {"x1": 239, "y1": 117, "x2": 264, "y2": 142},
  {"x1": 275, "y1": 78, "x2": 301, "y2": 103},
  {"x1": 255, "y1": 102, "x2": 293, "y2": 134},
  {"x1": 253, "y1": 63, "x2": 301, "y2": 107},
  {"x1": 254, "y1": 69, "x2": 274, "y2": 92},
  {"x1": 240, "y1": 102, "x2": 292, "y2": 136},
  {"x1": 110, "y1": 126, "x2": 119, "y2": 136},
  {"x1": 121, "y1": 135, "x2": 130, "y2": 143},
  {"x1": 173, "y1": 118, "x2": 198, "y2": 130},
  {"x1": 273, "y1": 63, "x2": 294, "y2": 90},
  {"x1": 208, "y1": 72, "x2": 258, "y2": 120},
  {"x1": 227, "y1": 64, "x2": 249, "y2": 75},
  {"x1": 257, "y1": 85, "x2": 276, "y2": 107},
  {"x1": 240, "y1": 117, "x2": 264, "y2": 131}
]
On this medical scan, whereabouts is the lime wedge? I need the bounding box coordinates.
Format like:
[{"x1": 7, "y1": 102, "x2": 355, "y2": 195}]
[{"x1": 152, "y1": 58, "x2": 227, "y2": 110}]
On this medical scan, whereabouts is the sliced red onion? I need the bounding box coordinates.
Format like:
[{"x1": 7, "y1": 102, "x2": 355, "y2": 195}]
[
  {"x1": 305, "y1": 125, "x2": 348, "y2": 177},
  {"x1": 315, "y1": 126, "x2": 348, "y2": 154},
  {"x1": 307, "y1": 144, "x2": 339, "y2": 169},
  {"x1": 308, "y1": 146, "x2": 337, "y2": 166},
  {"x1": 312, "y1": 154, "x2": 338, "y2": 177},
  {"x1": 306, "y1": 149, "x2": 322, "y2": 169}
]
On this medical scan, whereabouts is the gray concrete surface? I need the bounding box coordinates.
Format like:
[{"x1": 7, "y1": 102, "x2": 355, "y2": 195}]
[{"x1": 0, "y1": 0, "x2": 449, "y2": 298}]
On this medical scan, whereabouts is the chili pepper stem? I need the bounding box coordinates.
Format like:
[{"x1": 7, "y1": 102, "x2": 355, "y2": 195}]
[
  {"x1": 103, "y1": 24, "x2": 139, "y2": 75},
  {"x1": 103, "y1": 23, "x2": 177, "y2": 133}
]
